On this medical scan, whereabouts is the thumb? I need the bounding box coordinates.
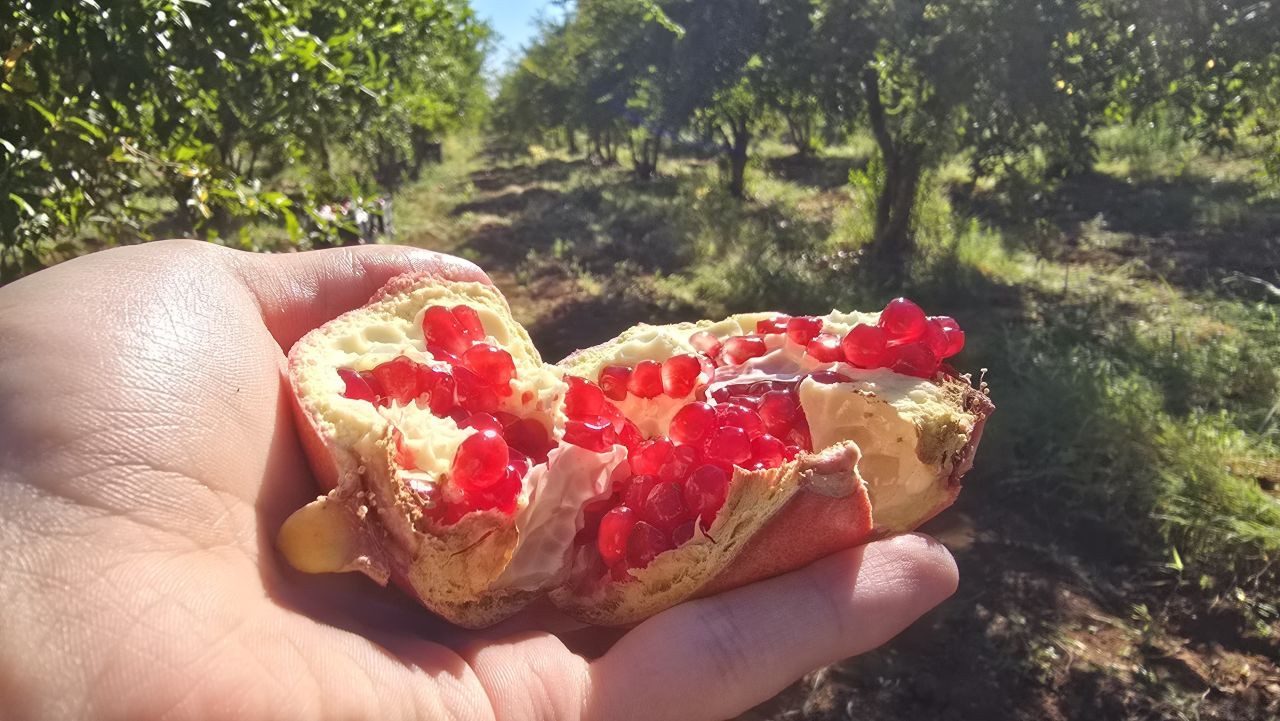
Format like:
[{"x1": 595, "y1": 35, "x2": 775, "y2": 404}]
[{"x1": 236, "y1": 245, "x2": 491, "y2": 350}]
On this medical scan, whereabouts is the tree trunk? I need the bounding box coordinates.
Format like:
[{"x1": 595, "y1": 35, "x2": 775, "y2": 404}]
[
  {"x1": 786, "y1": 111, "x2": 813, "y2": 157},
  {"x1": 862, "y1": 66, "x2": 920, "y2": 267},
  {"x1": 728, "y1": 120, "x2": 751, "y2": 198},
  {"x1": 565, "y1": 125, "x2": 578, "y2": 155}
]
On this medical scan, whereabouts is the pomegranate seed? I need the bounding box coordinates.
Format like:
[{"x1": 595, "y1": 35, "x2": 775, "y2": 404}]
[
  {"x1": 756, "y1": 315, "x2": 791, "y2": 335},
  {"x1": 358, "y1": 370, "x2": 385, "y2": 403},
  {"x1": 806, "y1": 333, "x2": 844, "y2": 362},
  {"x1": 658, "y1": 443, "x2": 699, "y2": 483},
  {"x1": 505, "y1": 417, "x2": 553, "y2": 462},
  {"x1": 631, "y1": 437, "x2": 674, "y2": 476},
  {"x1": 563, "y1": 416, "x2": 616, "y2": 452},
  {"x1": 642, "y1": 482, "x2": 689, "y2": 531},
  {"x1": 623, "y1": 474, "x2": 659, "y2": 508},
  {"x1": 598, "y1": 506, "x2": 638, "y2": 565},
  {"x1": 689, "y1": 330, "x2": 723, "y2": 357},
  {"x1": 370, "y1": 357, "x2": 422, "y2": 405},
  {"x1": 600, "y1": 400, "x2": 624, "y2": 427},
  {"x1": 921, "y1": 318, "x2": 948, "y2": 358},
  {"x1": 426, "y1": 347, "x2": 461, "y2": 366},
  {"x1": 672, "y1": 520, "x2": 696, "y2": 546},
  {"x1": 721, "y1": 335, "x2": 768, "y2": 365},
  {"x1": 416, "y1": 366, "x2": 455, "y2": 415},
  {"x1": 598, "y1": 365, "x2": 632, "y2": 401},
  {"x1": 785, "y1": 316, "x2": 824, "y2": 345},
  {"x1": 669, "y1": 401, "x2": 716, "y2": 444},
  {"x1": 451, "y1": 305, "x2": 486, "y2": 340},
  {"x1": 757, "y1": 390, "x2": 799, "y2": 435},
  {"x1": 610, "y1": 562, "x2": 634, "y2": 582},
  {"x1": 506, "y1": 448, "x2": 531, "y2": 477},
  {"x1": 879, "y1": 297, "x2": 927, "y2": 342},
  {"x1": 750, "y1": 434, "x2": 787, "y2": 468},
  {"x1": 460, "y1": 413, "x2": 502, "y2": 433},
  {"x1": 422, "y1": 306, "x2": 470, "y2": 356},
  {"x1": 931, "y1": 316, "x2": 965, "y2": 357},
  {"x1": 461, "y1": 343, "x2": 516, "y2": 388},
  {"x1": 495, "y1": 411, "x2": 519, "y2": 427},
  {"x1": 715, "y1": 403, "x2": 763, "y2": 437},
  {"x1": 843, "y1": 323, "x2": 891, "y2": 368},
  {"x1": 622, "y1": 473, "x2": 660, "y2": 507},
  {"x1": 626, "y1": 521, "x2": 673, "y2": 568},
  {"x1": 890, "y1": 341, "x2": 939, "y2": 378},
  {"x1": 578, "y1": 496, "x2": 615, "y2": 543},
  {"x1": 783, "y1": 444, "x2": 801, "y2": 460},
  {"x1": 452, "y1": 429, "x2": 509, "y2": 492},
  {"x1": 785, "y1": 418, "x2": 812, "y2": 450},
  {"x1": 628, "y1": 360, "x2": 664, "y2": 398},
  {"x1": 709, "y1": 385, "x2": 733, "y2": 403},
  {"x1": 565, "y1": 376, "x2": 606, "y2": 417},
  {"x1": 453, "y1": 366, "x2": 500, "y2": 413},
  {"x1": 661, "y1": 354, "x2": 702, "y2": 398},
  {"x1": 706, "y1": 426, "x2": 752, "y2": 465},
  {"x1": 617, "y1": 419, "x2": 644, "y2": 450},
  {"x1": 338, "y1": 368, "x2": 378, "y2": 403},
  {"x1": 468, "y1": 465, "x2": 522, "y2": 514},
  {"x1": 808, "y1": 370, "x2": 853, "y2": 384},
  {"x1": 684, "y1": 464, "x2": 729, "y2": 522}
]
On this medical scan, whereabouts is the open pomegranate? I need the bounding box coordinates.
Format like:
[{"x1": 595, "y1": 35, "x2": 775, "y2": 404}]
[{"x1": 277, "y1": 273, "x2": 992, "y2": 628}]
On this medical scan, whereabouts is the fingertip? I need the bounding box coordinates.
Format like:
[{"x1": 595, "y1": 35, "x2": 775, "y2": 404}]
[{"x1": 864, "y1": 532, "x2": 960, "y2": 601}]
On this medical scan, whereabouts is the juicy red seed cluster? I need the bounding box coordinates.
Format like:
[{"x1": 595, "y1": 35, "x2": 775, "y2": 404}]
[
  {"x1": 749, "y1": 300, "x2": 965, "y2": 379},
  {"x1": 337, "y1": 305, "x2": 554, "y2": 525}
]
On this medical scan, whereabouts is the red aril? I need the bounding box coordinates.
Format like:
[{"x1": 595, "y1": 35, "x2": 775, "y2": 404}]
[
  {"x1": 563, "y1": 417, "x2": 616, "y2": 452},
  {"x1": 422, "y1": 306, "x2": 470, "y2": 356},
  {"x1": 504, "y1": 418, "x2": 553, "y2": 462},
  {"x1": 889, "y1": 341, "x2": 939, "y2": 378},
  {"x1": 617, "y1": 419, "x2": 644, "y2": 450},
  {"x1": 371, "y1": 356, "x2": 422, "y2": 405},
  {"x1": 623, "y1": 474, "x2": 659, "y2": 509},
  {"x1": 641, "y1": 481, "x2": 689, "y2": 532},
  {"x1": 757, "y1": 390, "x2": 799, "y2": 435},
  {"x1": 842, "y1": 323, "x2": 890, "y2": 368},
  {"x1": 597, "y1": 506, "x2": 638, "y2": 565},
  {"x1": 715, "y1": 403, "x2": 763, "y2": 438},
  {"x1": 416, "y1": 366, "x2": 455, "y2": 415},
  {"x1": 785, "y1": 417, "x2": 812, "y2": 450},
  {"x1": 750, "y1": 434, "x2": 786, "y2": 468},
  {"x1": 453, "y1": 366, "x2": 500, "y2": 414},
  {"x1": 721, "y1": 335, "x2": 768, "y2": 365},
  {"x1": 669, "y1": 401, "x2": 716, "y2": 444},
  {"x1": 468, "y1": 466, "x2": 522, "y2": 513},
  {"x1": 706, "y1": 426, "x2": 751, "y2": 465},
  {"x1": 631, "y1": 437, "x2": 674, "y2": 476},
  {"x1": 756, "y1": 315, "x2": 791, "y2": 335},
  {"x1": 689, "y1": 331, "x2": 723, "y2": 357},
  {"x1": 808, "y1": 370, "x2": 852, "y2": 384},
  {"x1": 879, "y1": 297, "x2": 927, "y2": 342},
  {"x1": 626, "y1": 521, "x2": 673, "y2": 568},
  {"x1": 658, "y1": 443, "x2": 698, "y2": 483},
  {"x1": 785, "y1": 316, "x2": 824, "y2": 346},
  {"x1": 672, "y1": 521, "x2": 696, "y2": 546},
  {"x1": 683, "y1": 464, "x2": 729, "y2": 523},
  {"x1": 460, "y1": 413, "x2": 502, "y2": 433},
  {"x1": 931, "y1": 316, "x2": 965, "y2": 357},
  {"x1": 628, "y1": 360, "x2": 664, "y2": 398},
  {"x1": 598, "y1": 365, "x2": 631, "y2": 401},
  {"x1": 661, "y1": 355, "x2": 701, "y2": 398},
  {"x1": 806, "y1": 333, "x2": 844, "y2": 362},
  {"x1": 451, "y1": 305, "x2": 486, "y2": 340},
  {"x1": 338, "y1": 368, "x2": 378, "y2": 403},
  {"x1": 452, "y1": 429, "x2": 509, "y2": 492},
  {"x1": 565, "y1": 376, "x2": 606, "y2": 417},
  {"x1": 461, "y1": 343, "x2": 516, "y2": 388}
]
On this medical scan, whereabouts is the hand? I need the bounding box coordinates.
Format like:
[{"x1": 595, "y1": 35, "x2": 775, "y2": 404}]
[{"x1": 0, "y1": 240, "x2": 958, "y2": 721}]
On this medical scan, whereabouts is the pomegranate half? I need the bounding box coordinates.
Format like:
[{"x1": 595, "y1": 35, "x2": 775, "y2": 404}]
[{"x1": 277, "y1": 273, "x2": 992, "y2": 628}]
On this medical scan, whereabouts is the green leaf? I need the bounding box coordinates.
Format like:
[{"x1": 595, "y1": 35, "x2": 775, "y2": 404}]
[
  {"x1": 65, "y1": 116, "x2": 108, "y2": 141},
  {"x1": 25, "y1": 99, "x2": 57, "y2": 126}
]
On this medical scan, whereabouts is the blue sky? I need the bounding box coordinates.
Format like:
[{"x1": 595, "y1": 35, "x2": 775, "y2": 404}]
[{"x1": 472, "y1": 0, "x2": 560, "y2": 75}]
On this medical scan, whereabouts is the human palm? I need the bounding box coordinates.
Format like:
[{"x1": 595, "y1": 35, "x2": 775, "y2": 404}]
[{"x1": 0, "y1": 241, "x2": 957, "y2": 720}]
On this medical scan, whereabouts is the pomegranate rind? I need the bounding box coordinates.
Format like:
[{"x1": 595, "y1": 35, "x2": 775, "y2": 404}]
[
  {"x1": 552, "y1": 313, "x2": 992, "y2": 625},
  {"x1": 281, "y1": 274, "x2": 563, "y2": 628}
]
